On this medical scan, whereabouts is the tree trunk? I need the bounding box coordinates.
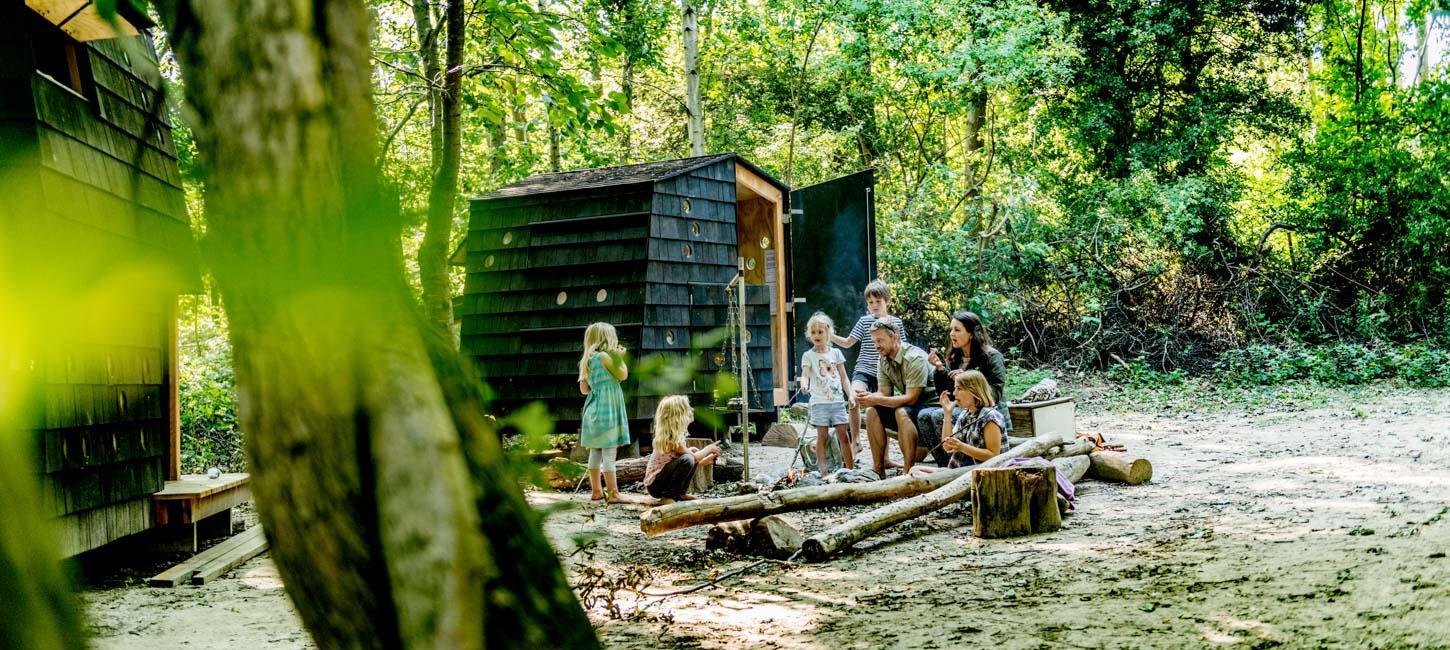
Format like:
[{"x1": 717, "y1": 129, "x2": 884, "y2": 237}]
[
  {"x1": 1087, "y1": 452, "x2": 1153, "y2": 485},
  {"x1": 622, "y1": 54, "x2": 636, "y2": 161},
  {"x1": 547, "y1": 108, "x2": 562, "y2": 172},
  {"x1": 798, "y1": 434, "x2": 1062, "y2": 562},
  {"x1": 418, "y1": 0, "x2": 466, "y2": 332},
  {"x1": 681, "y1": 0, "x2": 704, "y2": 156},
  {"x1": 153, "y1": 2, "x2": 596, "y2": 647}
]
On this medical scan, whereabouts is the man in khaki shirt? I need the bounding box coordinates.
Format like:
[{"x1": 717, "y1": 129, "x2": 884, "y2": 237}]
[{"x1": 854, "y1": 318, "x2": 937, "y2": 477}]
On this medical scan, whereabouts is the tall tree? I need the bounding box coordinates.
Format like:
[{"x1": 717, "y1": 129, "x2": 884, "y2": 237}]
[
  {"x1": 416, "y1": 0, "x2": 467, "y2": 332},
  {"x1": 682, "y1": 0, "x2": 705, "y2": 155},
  {"x1": 151, "y1": 1, "x2": 597, "y2": 647}
]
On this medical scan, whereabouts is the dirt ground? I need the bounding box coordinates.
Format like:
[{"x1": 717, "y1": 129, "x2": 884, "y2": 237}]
[{"x1": 82, "y1": 382, "x2": 1450, "y2": 648}]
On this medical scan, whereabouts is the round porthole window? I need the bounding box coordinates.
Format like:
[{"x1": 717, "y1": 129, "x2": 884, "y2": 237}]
[
  {"x1": 759, "y1": 235, "x2": 771, "y2": 248},
  {"x1": 596, "y1": 289, "x2": 608, "y2": 302},
  {"x1": 556, "y1": 291, "x2": 568, "y2": 305},
  {"x1": 502, "y1": 231, "x2": 514, "y2": 245},
  {"x1": 691, "y1": 222, "x2": 701, "y2": 237},
  {"x1": 682, "y1": 198, "x2": 692, "y2": 214},
  {"x1": 746, "y1": 257, "x2": 757, "y2": 271},
  {"x1": 484, "y1": 255, "x2": 495, "y2": 268},
  {"x1": 683, "y1": 244, "x2": 694, "y2": 258},
  {"x1": 665, "y1": 330, "x2": 676, "y2": 345}
]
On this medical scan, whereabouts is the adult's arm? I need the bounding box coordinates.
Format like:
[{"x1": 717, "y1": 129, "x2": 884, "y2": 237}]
[
  {"x1": 986, "y1": 348, "x2": 1007, "y2": 405},
  {"x1": 875, "y1": 386, "x2": 922, "y2": 409},
  {"x1": 579, "y1": 379, "x2": 590, "y2": 395}
]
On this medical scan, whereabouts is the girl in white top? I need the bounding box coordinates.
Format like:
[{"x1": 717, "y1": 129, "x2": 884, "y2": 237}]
[{"x1": 801, "y1": 312, "x2": 857, "y2": 476}]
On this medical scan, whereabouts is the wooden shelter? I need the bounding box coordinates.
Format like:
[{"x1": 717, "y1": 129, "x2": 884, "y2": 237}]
[
  {"x1": 459, "y1": 154, "x2": 875, "y2": 443},
  {"x1": 2, "y1": 4, "x2": 203, "y2": 555}
]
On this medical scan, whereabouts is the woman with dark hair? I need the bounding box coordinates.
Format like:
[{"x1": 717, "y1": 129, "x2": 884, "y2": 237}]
[{"x1": 914, "y1": 311, "x2": 1010, "y2": 466}]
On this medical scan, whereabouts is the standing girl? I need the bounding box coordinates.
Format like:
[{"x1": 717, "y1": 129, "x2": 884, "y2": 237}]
[
  {"x1": 579, "y1": 322, "x2": 631, "y2": 502},
  {"x1": 642, "y1": 396, "x2": 720, "y2": 502},
  {"x1": 802, "y1": 312, "x2": 857, "y2": 476}
]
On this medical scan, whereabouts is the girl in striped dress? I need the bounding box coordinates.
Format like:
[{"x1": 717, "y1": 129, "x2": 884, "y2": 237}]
[{"x1": 579, "y1": 322, "x2": 631, "y2": 502}]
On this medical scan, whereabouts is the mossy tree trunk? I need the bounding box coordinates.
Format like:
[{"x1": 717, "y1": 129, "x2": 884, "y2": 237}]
[{"x1": 153, "y1": 1, "x2": 596, "y2": 647}]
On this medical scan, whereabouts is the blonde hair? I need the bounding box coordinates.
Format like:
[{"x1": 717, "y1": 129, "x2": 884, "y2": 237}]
[
  {"x1": 954, "y1": 370, "x2": 996, "y2": 408},
  {"x1": 805, "y1": 311, "x2": 835, "y2": 338},
  {"x1": 864, "y1": 279, "x2": 892, "y2": 302},
  {"x1": 579, "y1": 322, "x2": 622, "y2": 382},
  {"x1": 652, "y1": 395, "x2": 692, "y2": 454}
]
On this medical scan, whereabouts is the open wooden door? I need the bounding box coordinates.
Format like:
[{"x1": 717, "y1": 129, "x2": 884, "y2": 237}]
[{"x1": 788, "y1": 169, "x2": 877, "y2": 384}]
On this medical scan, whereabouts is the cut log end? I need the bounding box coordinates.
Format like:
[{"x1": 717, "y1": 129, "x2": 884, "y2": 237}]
[{"x1": 1087, "y1": 452, "x2": 1153, "y2": 485}]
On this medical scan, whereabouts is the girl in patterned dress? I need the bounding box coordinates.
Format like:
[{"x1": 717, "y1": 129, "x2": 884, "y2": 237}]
[
  {"x1": 908, "y1": 370, "x2": 1009, "y2": 476},
  {"x1": 579, "y1": 322, "x2": 631, "y2": 502}
]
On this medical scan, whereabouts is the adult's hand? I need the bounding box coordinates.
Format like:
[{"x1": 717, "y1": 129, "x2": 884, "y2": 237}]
[
  {"x1": 927, "y1": 348, "x2": 942, "y2": 368},
  {"x1": 942, "y1": 438, "x2": 966, "y2": 453},
  {"x1": 857, "y1": 391, "x2": 881, "y2": 408},
  {"x1": 947, "y1": 369, "x2": 964, "y2": 380}
]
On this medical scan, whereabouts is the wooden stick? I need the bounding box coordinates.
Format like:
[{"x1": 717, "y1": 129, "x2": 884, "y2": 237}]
[
  {"x1": 1087, "y1": 451, "x2": 1153, "y2": 485},
  {"x1": 799, "y1": 434, "x2": 1063, "y2": 562}
]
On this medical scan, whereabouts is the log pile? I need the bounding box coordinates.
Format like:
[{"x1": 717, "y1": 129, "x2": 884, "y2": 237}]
[{"x1": 631, "y1": 430, "x2": 1154, "y2": 563}]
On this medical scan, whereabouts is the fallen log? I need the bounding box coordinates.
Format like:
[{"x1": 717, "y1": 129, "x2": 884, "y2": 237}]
[
  {"x1": 540, "y1": 456, "x2": 650, "y2": 490},
  {"x1": 1087, "y1": 451, "x2": 1152, "y2": 485},
  {"x1": 640, "y1": 466, "x2": 971, "y2": 536},
  {"x1": 1052, "y1": 454, "x2": 1090, "y2": 483},
  {"x1": 1047, "y1": 438, "x2": 1094, "y2": 459},
  {"x1": 799, "y1": 434, "x2": 1063, "y2": 562}
]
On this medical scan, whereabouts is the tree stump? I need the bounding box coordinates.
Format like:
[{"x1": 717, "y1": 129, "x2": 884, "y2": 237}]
[
  {"x1": 971, "y1": 466, "x2": 1060, "y2": 538},
  {"x1": 687, "y1": 438, "x2": 715, "y2": 492},
  {"x1": 704, "y1": 515, "x2": 804, "y2": 559}
]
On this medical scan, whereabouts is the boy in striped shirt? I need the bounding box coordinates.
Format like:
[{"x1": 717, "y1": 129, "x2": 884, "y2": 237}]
[{"x1": 831, "y1": 279, "x2": 906, "y2": 455}]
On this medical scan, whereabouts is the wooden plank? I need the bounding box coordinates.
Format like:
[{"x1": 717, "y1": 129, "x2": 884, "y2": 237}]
[
  {"x1": 190, "y1": 526, "x2": 269, "y2": 585},
  {"x1": 147, "y1": 525, "x2": 262, "y2": 587}
]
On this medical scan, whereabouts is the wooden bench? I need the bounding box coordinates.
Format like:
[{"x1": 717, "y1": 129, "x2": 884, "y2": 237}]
[{"x1": 153, "y1": 473, "x2": 252, "y2": 552}]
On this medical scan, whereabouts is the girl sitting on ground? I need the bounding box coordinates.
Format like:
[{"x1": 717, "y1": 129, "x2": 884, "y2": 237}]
[
  {"x1": 910, "y1": 370, "x2": 1009, "y2": 475},
  {"x1": 642, "y1": 395, "x2": 721, "y2": 503},
  {"x1": 578, "y1": 322, "x2": 631, "y2": 502}
]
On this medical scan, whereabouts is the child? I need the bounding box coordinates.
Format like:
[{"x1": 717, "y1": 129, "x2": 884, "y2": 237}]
[
  {"x1": 578, "y1": 322, "x2": 631, "y2": 502},
  {"x1": 801, "y1": 312, "x2": 856, "y2": 476},
  {"x1": 831, "y1": 280, "x2": 907, "y2": 453},
  {"x1": 643, "y1": 396, "x2": 721, "y2": 503},
  {"x1": 937, "y1": 370, "x2": 1009, "y2": 468}
]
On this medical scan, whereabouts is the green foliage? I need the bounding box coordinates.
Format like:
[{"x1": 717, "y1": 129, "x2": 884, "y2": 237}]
[
  {"x1": 1216, "y1": 341, "x2": 1450, "y2": 387},
  {"x1": 177, "y1": 293, "x2": 244, "y2": 473}
]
